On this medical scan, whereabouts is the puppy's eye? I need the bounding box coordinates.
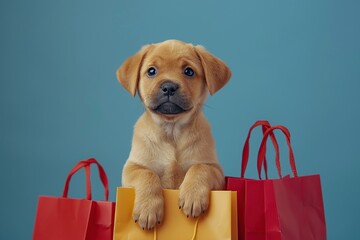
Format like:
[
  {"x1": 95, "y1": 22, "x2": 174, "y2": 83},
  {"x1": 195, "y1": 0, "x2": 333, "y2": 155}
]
[
  {"x1": 147, "y1": 67, "x2": 157, "y2": 77},
  {"x1": 184, "y1": 67, "x2": 195, "y2": 77}
]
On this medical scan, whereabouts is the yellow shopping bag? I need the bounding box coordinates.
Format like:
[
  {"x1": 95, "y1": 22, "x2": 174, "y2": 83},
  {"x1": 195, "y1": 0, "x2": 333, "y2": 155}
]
[{"x1": 113, "y1": 187, "x2": 237, "y2": 240}]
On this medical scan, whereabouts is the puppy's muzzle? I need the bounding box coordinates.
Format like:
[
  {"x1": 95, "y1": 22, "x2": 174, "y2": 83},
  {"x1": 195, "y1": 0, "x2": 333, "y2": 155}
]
[{"x1": 151, "y1": 81, "x2": 191, "y2": 115}]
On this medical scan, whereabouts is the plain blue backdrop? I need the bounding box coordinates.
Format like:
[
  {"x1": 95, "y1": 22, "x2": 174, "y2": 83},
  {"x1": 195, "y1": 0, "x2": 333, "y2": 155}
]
[{"x1": 1, "y1": 0, "x2": 359, "y2": 239}]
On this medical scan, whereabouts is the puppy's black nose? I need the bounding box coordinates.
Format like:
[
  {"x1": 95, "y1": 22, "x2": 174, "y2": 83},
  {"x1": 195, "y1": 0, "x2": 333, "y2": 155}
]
[{"x1": 160, "y1": 82, "x2": 179, "y2": 96}]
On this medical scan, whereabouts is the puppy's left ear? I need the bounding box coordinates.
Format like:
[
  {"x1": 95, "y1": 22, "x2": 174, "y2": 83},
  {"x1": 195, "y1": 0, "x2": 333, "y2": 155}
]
[
  {"x1": 194, "y1": 46, "x2": 231, "y2": 95},
  {"x1": 116, "y1": 45, "x2": 152, "y2": 96}
]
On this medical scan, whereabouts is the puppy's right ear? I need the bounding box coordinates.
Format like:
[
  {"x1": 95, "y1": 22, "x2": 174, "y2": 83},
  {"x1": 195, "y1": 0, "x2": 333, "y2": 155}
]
[{"x1": 116, "y1": 45, "x2": 152, "y2": 96}]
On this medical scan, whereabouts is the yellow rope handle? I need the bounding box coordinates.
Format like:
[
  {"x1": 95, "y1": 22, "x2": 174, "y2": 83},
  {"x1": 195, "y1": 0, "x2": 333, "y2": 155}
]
[
  {"x1": 154, "y1": 226, "x2": 157, "y2": 240},
  {"x1": 153, "y1": 217, "x2": 200, "y2": 240},
  {"x1": 191, "y1": 217, "x2": 200, "y2": 240}
]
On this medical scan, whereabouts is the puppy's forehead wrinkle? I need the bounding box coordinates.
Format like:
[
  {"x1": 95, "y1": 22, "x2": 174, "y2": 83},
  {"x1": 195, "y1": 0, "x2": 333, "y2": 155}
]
[{"x1": 149, "y1": 56, "x2": 165, "y2": 63}]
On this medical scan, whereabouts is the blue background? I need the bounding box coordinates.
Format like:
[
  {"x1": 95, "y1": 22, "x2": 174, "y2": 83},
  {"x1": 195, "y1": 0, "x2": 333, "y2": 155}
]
[{"x1": 1, "y1": 0, "x2": 359, "y2": 239}]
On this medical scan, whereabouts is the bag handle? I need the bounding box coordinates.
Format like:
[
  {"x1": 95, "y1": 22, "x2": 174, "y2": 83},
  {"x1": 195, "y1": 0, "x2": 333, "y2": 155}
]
[
  {"x1": 62, "y1": 158, "x2": 110, "y2": 201},
  {"x1": 257, "y1": 125, "x2": 298, "y2": 178},
  {"x1": 241, "y1": 120, "x2": 280, "y2": 179}
]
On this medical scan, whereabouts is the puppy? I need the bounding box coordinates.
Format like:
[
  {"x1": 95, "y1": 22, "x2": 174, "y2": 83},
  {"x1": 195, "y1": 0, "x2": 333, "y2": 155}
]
[{"x1": 117, "y1": 39, "x2": 231, "y2": 230}]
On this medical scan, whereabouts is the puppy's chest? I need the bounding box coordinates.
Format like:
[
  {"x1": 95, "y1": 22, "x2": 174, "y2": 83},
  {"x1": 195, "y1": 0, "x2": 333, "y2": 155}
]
[
  {"x1": 151, "y1": 142, "x2": 193, "y2": 189},
  {"x1": 153, "y1": 143, "x2": 190, "y2": 171}
]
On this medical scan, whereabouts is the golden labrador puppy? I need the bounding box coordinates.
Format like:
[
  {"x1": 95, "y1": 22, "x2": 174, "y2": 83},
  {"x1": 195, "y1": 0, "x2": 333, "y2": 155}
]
[{"x1": 117, "y1": 39, "x2": 231, "y2": 230}]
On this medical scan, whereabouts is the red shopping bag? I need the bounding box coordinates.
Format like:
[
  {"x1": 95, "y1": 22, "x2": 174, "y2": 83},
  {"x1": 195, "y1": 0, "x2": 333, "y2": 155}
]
[
  {"x1": 33, "y1": 158, "x2": 116, "y2": 240},
  {"x1": 225, "y1": 120, "x2": 279, "y2": 239},
  {"x1": 227, "y1": 124, "x2": 327, "y2": 240}
]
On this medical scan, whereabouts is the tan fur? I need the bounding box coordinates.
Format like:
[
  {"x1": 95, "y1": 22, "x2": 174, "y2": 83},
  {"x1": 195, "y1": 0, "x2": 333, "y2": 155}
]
[{"x1": 117, "y1": 39, "x2": 231, "y2": 230}]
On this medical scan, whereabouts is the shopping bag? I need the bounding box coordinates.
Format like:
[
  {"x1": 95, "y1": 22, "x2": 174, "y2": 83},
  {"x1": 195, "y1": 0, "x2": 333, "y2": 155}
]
[
  {"x1": 113, "y1": 188, "x2": 238, "y2": 240},
  {"x1": 33, "y1": 158, "x2": 116, "y2": 240},
  {"x1": 225, "y1": 120, "x2": 279, "y2": 239},
  {"x1": 228, "y1": 124, "x2": 327, "y2": 240}
]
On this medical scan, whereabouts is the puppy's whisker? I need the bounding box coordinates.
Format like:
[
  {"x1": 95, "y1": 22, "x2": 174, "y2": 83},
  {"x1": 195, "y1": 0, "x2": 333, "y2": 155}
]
[{"x1": 203, "y1": 103, "x2": 216, "y2": 110}]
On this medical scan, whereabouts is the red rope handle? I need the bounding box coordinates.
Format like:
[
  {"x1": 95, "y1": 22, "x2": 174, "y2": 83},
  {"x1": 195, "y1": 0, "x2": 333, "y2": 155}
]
[
  {"x1": 62, "y1": 158, "x2": 110, "y2": 201},
  {"x1": 257, "y1": 125, "x2": 298, "y2": 178},
  {"x1": 241, "y1": 120, "x2": 280, "y2": 179}
]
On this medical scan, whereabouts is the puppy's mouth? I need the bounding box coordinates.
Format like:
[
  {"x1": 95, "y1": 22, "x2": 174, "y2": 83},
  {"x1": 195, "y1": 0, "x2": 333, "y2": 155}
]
[
  {"x1": 148, "y1": 84, "x2": 193, "y2": 116},
  {"x1": 153, "y1": 102, "x2": 187, "y2": 115}
]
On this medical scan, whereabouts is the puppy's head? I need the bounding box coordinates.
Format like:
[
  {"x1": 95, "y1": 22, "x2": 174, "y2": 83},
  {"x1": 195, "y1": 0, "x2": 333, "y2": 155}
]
[{"x1": 117, "y1": 40, "x2": 231, "y2": 122}]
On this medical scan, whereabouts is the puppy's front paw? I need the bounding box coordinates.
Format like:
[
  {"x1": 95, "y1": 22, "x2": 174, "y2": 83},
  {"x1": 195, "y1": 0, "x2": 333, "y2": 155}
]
[
  {"x1": 178, "y1": 184, "x2": 209, "y2": 218},
  {"x1": 133, "y1": 192, "x2": 164, "y2": 230}
]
